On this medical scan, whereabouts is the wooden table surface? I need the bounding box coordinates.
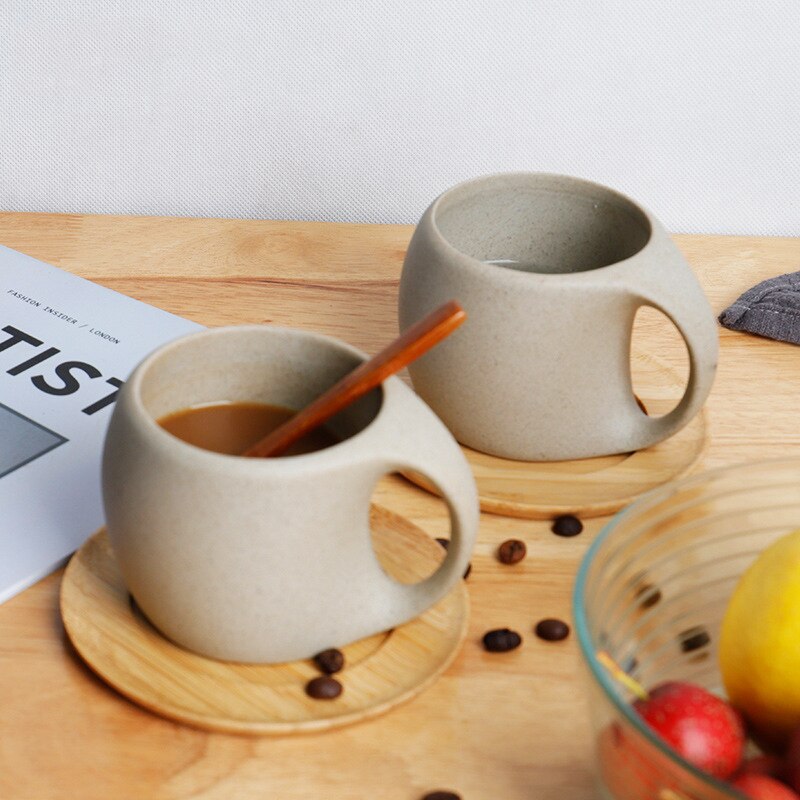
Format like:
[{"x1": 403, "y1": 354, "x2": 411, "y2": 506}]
[{"x1": 1, "y1": 213, "x2": 799, "y2": 800}]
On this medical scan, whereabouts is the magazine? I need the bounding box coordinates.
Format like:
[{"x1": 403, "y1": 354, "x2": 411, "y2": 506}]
[{"x1": 0, "y1": 245, "x2": 203, "y2": 603}]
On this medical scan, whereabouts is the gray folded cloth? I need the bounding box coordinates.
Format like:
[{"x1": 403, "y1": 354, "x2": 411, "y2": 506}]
[{"x1": 719, "y1": 271, "x2": 800, "y2": 345}]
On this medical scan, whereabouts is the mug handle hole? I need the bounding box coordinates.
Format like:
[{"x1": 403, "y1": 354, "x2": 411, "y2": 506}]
[
  {"x1": 630, "y1": 306, "x2": 690, "y2": 418},
  {"x1": 369, "y1": 472, "x2": 447, "y2": 584}
]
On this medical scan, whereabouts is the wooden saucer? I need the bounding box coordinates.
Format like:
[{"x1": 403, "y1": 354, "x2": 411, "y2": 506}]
[
  {"x1": 407, "y1": 349, "x2": 707, "y2": 520},
  {"x1": 60, "y1": 506, "x2": 469, "y2": 735}
]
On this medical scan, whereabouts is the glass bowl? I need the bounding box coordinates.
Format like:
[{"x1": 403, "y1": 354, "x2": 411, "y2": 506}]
[{"x1": 574, "y1": 458, "x2": 800, "y2": 799}]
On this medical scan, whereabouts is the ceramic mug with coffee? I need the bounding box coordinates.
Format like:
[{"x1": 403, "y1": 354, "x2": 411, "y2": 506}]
[
  {"x1": 399, "y1": 172, "x2": 718, "y2": 461},
  {"x1": 102, "y1": 325, "x2": 478, "y2": 663}
]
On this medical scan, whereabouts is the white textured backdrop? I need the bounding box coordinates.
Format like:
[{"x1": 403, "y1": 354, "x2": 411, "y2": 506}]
[{"x1": 2, "y1": 1, "x2": 799, "y2": 234}]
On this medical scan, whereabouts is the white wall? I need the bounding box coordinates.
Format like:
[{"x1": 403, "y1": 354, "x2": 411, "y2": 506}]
[{"x1": 2, "y1": 1, "x2": 798, "y2": 234}]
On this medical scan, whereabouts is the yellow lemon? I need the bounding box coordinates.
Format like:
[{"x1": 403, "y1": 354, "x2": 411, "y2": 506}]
[{"x1": 719, "y1": 528, "x2": 800, "y2": 750}]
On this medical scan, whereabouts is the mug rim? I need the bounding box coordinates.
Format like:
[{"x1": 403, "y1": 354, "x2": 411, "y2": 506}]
[
  {"x1": 427, "y1": 171, "x2": 659, "y2": 280},
  {"x1": 122, "y1": 324, "x2": 393, "y2": 471}
]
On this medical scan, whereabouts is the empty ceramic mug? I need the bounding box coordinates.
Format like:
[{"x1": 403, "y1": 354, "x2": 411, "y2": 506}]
[
  {"x1": 102, "y1": 325, "x2": 478, "y2": 663},
  {"x1": 399, "y1": 172, "x2": 718, "y2": 461}
]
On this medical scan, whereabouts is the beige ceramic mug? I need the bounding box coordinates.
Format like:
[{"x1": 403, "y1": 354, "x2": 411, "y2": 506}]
[
  {"x1": 399, "y1": 172, "x2": 718, "y2": 461},
  {"x1": 102, "y1": 325, "x2": 478, "y2": 663}
]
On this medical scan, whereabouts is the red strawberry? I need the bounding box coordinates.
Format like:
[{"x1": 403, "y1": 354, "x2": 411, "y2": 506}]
[
  {"x1": 633, "y1": 681, "x2": 745, "y2": 779},
  {"x1": 732, "y1": 774, "x2": 800, "y2": 800}
]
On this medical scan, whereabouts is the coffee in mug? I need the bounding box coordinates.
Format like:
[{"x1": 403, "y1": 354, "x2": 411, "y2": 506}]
[{"x1": 158, "y1": 401, "x2": 339, "y2": 456}]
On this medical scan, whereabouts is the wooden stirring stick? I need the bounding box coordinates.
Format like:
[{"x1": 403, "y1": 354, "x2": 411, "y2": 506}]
[{"x1": 242, "y1": 300, "x2": 466, "y2": 458}]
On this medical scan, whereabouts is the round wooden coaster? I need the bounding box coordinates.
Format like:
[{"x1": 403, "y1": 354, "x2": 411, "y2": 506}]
[
  {"x1": 407, "y1": 349, "x2": 708, "y2": 520},
  {"x1": 60, "y1": 506, "x2": 469, "y2": 735}
]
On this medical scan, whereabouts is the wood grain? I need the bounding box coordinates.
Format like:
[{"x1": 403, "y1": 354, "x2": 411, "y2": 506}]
[
  {"x1": 0, "y1": 211, "x2": 799, "y2": 799},
  {"x1": 60, "y1": 508, "x2": 468, "y2": 735}
]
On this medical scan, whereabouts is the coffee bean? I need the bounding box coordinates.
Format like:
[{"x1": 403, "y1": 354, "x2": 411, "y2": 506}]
[
  {"x1": 534, "y1": 618, "x2": 570, "y2": 641},
  {"x1": 497, "y1": 538, "x2": 527, "y2": 565},
  {"x1": 551, "y1": 515, "x2": 583, "y2": 537},
  {"x1": 482, "y1": 628, "x2": 522, "y2": 652},
  {"x1": 313, "y1": 648, "x2": 344, "y2": 675},
  {"x1": 305, "y1": 676, "x2": 343, "y2": 700},
  {"x1": 635, "y1": 583, "x2": 662, "y2": 609},
  {"x1": 435, "y1": 537, "x2": 472, "y2": 579},
  {"x1": 634, "y1": 395, "x2": 648, "y2": 415},
  {"x1": 679, "y1": 626, "x2": 711, "y2": 653},
  {"x1": 421, "y1": 792, "x2": 461, "y2": 800}
]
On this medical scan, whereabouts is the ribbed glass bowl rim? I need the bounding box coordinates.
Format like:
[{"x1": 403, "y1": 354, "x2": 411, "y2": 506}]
[{"x1": 572, "y1": 457, "x2": 800, "y2": 797}]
